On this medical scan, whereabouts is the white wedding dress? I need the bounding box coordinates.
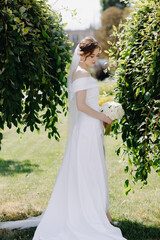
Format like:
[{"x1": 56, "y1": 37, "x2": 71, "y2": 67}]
[
  {"x1": 32, "y1": 76, "x2": 127, "y2": 240},
  {"x1": 0, "y1": 76, "x2": 127, "y2": 240}
]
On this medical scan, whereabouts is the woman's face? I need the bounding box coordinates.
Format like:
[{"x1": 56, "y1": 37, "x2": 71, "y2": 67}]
[{"x1": 82, "y1": 47, "x2": 100, "y2": 67}]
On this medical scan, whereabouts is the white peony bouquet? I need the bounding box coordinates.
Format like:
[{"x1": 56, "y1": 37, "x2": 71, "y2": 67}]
[{"x1": 100, "y1": 101, "x2": 124, "y2": 135}]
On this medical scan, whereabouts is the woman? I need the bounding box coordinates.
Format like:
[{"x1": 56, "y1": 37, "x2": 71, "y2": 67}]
[
  {"x1": 0, "y1": 37, "x2": 127, "y2": 240},
  {"x1": 32, "y1": 36, "x2": 127, "y2": 240}
]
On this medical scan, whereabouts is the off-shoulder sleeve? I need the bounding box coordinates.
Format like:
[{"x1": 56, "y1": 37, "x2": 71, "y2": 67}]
[{"x1": 72, "y1": 77, "x2": 97, "y2": 94}]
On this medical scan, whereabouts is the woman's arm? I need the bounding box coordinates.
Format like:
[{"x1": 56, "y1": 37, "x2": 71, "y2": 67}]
[{"x1": 76, "y1": 89, "x2": 112, "y2": 124}]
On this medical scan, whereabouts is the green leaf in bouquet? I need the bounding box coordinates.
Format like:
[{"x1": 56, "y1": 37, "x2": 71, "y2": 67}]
[{"x1": 104, "y1": 124, "x2": 112, "y2": 135}]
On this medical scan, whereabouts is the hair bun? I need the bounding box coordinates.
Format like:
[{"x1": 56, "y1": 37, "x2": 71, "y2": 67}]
[{"x1": 78, "y1": 36, "x2": 101, "y2": 56}]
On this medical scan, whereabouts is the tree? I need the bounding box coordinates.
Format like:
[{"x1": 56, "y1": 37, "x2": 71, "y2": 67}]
[
  {"x1": 95, "y1": 7, "x2": 123, "y2": 58},
  {"x1": 101, "y1": 0, "x2": 127, "y2": 11},
  {"x1": 0, "y1": 0, "x2": 72, "y2": 149},
  {"x1": 106, "y1": 0, "x2": 160, "y2": 194}
]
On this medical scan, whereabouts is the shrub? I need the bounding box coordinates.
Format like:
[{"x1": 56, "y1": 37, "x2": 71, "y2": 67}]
[
  {"x1": 106, "y1": 0, "x2": 160, "y2": 193},
  {"x1": 0, "y1": 0, "x2": 72, "y2": 148}
]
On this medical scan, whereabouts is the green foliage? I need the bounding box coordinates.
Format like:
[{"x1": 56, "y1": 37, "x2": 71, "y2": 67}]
[
  {"x1": 106, "y1": 0, "x2": 160, "y2": 192},
  {"x1": 95, "y1": 6, "x2": 124, "y2": 58},
  {"x1": 100, "y1": 0, "x2": 128, "y2": 11},
  {"x1": 0, "y1": 0, "x2": 72, "y2": 149}
]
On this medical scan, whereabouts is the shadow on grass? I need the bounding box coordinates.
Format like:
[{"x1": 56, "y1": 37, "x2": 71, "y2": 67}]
[
  {"x1": 0, "y1": 227, "x2": 36, "y2": 240},
  {"x1": 0, "y1": 220, "x2": 160, "y2": 240},
  {"x1": 119, "y1": 220, "x2": 160, "y2": 240},
  {"x1": 0, "y1": 158, "x2": 41, "y2": 176}
]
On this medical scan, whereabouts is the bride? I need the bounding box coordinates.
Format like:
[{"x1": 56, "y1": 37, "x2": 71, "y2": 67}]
[{"x1": 0, "y1": 36, "x2": 127, "y2": 240}]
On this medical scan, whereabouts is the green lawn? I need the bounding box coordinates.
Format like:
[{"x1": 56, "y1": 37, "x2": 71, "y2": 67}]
[{"x1": 0, "y1": 81, "x2": 160, "y2": 240}]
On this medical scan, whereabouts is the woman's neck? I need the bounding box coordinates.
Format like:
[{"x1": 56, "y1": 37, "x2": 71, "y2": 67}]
[{"x1": 79, "y1": 61, "x2": 89, "y2": 72}]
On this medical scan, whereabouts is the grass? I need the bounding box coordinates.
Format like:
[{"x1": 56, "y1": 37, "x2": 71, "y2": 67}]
[
  {"x1": 0, "y1": 80, "x2": 160, "y2": 240},
  {"x1": 98, "y1": 78, "x2": 117, "y2": 105}
]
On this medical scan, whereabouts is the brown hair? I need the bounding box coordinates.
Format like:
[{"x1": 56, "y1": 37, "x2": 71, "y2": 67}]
[{"x1": 78, "y1": 36, "x2": 101, "y2": 60}]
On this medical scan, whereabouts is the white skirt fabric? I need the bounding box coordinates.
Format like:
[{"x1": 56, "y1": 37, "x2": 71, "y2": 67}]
[{"x1": 32, "y1": 109, "x2": 127, "y2": 240}]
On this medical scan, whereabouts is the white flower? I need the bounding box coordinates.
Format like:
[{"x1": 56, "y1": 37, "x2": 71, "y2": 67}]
[{"x1": 100, "y1": 101, "x2": 124, "y2": 121}]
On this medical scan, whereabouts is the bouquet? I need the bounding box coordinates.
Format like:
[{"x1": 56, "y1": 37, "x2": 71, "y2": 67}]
[{"x1": 100, "y1": 101, "x2": 124, "y2": 135}]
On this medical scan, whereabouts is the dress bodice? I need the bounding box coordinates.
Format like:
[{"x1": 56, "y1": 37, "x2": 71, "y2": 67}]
[
  {"x1": 71, "y1": 76, "x2": 103, "y2": 133},
  {"x1": 71, "y1": 76, "x2": 100, "y2": 112}
]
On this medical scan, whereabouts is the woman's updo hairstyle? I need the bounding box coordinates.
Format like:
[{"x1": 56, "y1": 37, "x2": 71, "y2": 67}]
[{"x1": 78, "y1": 36, "x2": 101, "y2": 59}]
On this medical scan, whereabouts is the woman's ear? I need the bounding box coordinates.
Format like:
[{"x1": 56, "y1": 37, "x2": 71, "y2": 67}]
[{"x1": 80, "y1": 54, "x2": 85, "y2": 62}]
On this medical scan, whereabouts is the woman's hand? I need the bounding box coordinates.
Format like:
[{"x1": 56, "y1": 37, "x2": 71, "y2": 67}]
[
  {"x1": 103, "y1": 121, "x2": 107, "y2": 129},
  {"x1": 103, "y1": 121, "x2": 112, "y2": 132},
  {"x1": 102, "y1": 114, "x2": 113, "y2": 124},
  {"x1": 102, "y1": 114, "x2": 113, "y2": 135}
]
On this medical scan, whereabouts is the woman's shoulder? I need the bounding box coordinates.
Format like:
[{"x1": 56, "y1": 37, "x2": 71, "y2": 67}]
[{"x1": 72, "y1": 68, "x2": 90, "y2": 83}]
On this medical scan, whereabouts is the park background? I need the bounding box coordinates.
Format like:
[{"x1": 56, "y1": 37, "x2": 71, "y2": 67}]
[{"x1": 0, "y1": 0, "x2": 160, "y2": 239}]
